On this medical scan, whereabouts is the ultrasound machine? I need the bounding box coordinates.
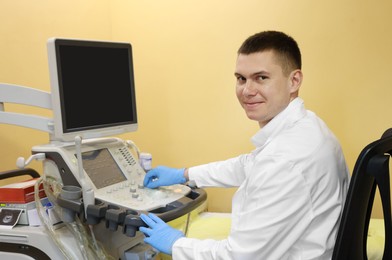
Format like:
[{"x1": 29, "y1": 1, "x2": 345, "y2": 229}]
[{"x1": 0, "y1": 38, "x2": 206, "y2": 259}]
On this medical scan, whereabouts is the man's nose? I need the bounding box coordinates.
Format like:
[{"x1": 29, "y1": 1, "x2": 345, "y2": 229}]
[{"x1": 243, "y1": 80, "x2": 257, "y2": 96}]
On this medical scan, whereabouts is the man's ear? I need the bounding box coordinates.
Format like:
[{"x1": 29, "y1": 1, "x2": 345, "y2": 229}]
[{"x1": 289, "y1": 69, "x2": 303, "y2": 94}]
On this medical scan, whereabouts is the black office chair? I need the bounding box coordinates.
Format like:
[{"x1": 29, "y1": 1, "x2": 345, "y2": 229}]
[{"x1": 332, "y1": 129, "x2": 392, "y2": 260}]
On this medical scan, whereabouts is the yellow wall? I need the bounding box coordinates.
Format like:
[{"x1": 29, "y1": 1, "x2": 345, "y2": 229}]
[
  {"x1": 0, "y1": 0, "x2": 112, "y2": 178},
  {"x1": 1, "y1": 1, "x2": 392, "y2": 218}
]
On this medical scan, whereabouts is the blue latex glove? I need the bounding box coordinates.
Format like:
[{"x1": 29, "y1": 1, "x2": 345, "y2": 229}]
[
  {"x1": 143, "y1": 166, "x2": 186, "y2": 189},
  {"x1": 139, "y1": 213, "x2": 184, "y2": 255}
]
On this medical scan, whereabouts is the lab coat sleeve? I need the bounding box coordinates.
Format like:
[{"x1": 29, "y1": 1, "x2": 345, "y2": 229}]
[
  {"x1": 188, "y1": 154, "x2": 248, "y2": 188},
  {"x1": 173, "y1": 156, "x2": 317, "y2": 260}
]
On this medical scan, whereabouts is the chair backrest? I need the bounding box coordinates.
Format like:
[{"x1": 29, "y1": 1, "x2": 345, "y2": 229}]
[
  {"x1": 332, "y1": 129, "x2": 392, "y2": 260},
  {"x1": 0, "y1": 168, "x2": 40, "y2": 180}
]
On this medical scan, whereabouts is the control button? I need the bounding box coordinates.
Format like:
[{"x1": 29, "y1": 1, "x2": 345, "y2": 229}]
[
  {"x1": 132, "y1": 193, "x2": 139, "y2": 199},
  {"x1": 129, "y1": 187, "x2": 136, "y2": 193}
]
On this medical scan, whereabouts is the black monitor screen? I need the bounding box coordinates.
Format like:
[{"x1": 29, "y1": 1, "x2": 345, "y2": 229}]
[{"x1": 55, "y1": 40, "x2": 137, "y2": 133}]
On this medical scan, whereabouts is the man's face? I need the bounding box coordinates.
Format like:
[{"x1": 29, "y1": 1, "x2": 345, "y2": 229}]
[{"x1": 235, "y1": 50, "x2": 300, "y2": 128}]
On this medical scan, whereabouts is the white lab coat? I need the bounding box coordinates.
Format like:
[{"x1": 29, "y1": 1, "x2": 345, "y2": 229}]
[{"x1": 173, "y1": 98, "x2": 350, "y2": 260}]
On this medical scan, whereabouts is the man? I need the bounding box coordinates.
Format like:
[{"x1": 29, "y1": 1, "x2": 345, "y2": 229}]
[{"x1": 140, "y1": 31, "x2": 349, "y2": 259}]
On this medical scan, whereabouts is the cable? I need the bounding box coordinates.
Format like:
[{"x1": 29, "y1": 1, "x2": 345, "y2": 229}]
[
  {"x1": 34, "y1": 177, "x2": 73, "y2": 260},
  {"x1": 35, "y1": 174, "x2": 113, "y2": 259},
  {"x1": 184, "y1": 212, "x2": 191, "y2": 236},
  {"x1": 126, "y1": 140, "x2": 141, "y2": 159}
]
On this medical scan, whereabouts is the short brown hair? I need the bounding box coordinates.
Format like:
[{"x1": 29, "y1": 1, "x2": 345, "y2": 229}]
[{"x1": 238, "y1": 31, "x2": 301, "y2": 75}]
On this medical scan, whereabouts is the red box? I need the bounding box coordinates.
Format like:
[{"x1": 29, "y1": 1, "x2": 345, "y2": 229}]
[{"x1": 0, "y1": 178, "x2": 46, "y2": 203}]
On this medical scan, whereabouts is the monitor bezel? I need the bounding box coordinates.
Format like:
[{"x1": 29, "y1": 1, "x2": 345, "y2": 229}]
[{"x1": 47, "y1": 38, "x2": 138, "y2": 142}]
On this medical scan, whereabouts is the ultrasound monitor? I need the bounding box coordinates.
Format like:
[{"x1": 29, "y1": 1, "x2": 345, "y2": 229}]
[{"x1": 47, "y1": 38, "x2": 137, "y2": 142}]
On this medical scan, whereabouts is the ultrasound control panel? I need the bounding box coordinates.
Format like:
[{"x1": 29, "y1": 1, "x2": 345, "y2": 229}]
[{"x1": 33, "y1": 138, "x2": 192, "y2": 211}]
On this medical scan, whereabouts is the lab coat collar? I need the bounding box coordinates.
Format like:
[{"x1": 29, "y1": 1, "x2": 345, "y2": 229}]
[{"x1": 251, "y1": 97, "x2": 306, "y2": 148}]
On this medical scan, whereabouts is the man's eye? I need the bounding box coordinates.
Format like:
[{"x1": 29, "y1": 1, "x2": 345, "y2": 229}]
[
  {"x1": 236, "y1": 76, "x2": 246, "y2": 83},
  {"x1": 257, "y1": 75, "x2": 268, "y2": 80}
]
